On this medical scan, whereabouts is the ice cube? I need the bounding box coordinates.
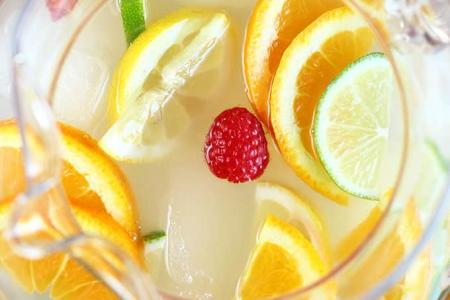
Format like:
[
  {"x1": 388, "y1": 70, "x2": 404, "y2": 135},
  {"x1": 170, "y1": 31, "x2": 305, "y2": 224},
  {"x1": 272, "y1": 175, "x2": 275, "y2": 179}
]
[
  {"x1": 53, "y1": 49, "x2": 110, "y2": 137},
  {"x1": 163, "y1": 205, "x2": 215, "y2": 300}
]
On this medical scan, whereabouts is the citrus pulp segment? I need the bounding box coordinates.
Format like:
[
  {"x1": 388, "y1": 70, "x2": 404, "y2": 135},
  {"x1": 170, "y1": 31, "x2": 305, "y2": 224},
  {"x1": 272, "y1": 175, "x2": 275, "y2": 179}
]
[
  {"x1": 0, "y1": 120, "x2": 139, "y2": 239},
  {"x1": 314, "y1": 53, "x2": 393, "y2": 199},
  {"x1": 239, "y1": 215, "x2": 332, "y2": 300},
  {"x1": 255, "y1": 182, "x2": 332, "y2": 266},
  {"x1": 270, "y1": 6, "x2": 375, "y2": 204},
  {"x1": 243, "y1": 0, "x2": 342, "y2": 126},
  {"x1": 100, "y1": 9, "x2": 232, "y2": 163}
]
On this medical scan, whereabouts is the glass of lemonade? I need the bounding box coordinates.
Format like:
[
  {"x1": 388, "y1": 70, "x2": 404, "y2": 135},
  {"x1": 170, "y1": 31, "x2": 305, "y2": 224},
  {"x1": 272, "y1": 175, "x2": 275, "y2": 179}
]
[{"x1": 0, "y1": 0, "x2": 449, "y2": 299}]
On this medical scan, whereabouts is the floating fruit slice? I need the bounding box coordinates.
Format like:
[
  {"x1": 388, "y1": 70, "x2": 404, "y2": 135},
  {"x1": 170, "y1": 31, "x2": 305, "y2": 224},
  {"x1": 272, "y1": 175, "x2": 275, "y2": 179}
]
[
  {"x1": 100, "y1": 9, "x2": 231, "y2": 163},
  {"x1": 238, "y1": 215, "x2": 332, "y2": 299},
  {"x1": 0, "y1": 120, "x2": 139, "y2": 238},
  {"x1": 383, "y1": 248, "x2": 431, "y2": 300},
  {"x1": 143, "y1": 231, "x2": 166, "y2": 276},
  {"x1": 271, "y1": 6, "x2": 375, "y2": 204},
  {"x1": 0, "y1": 201, "x2": 142, "y2": 299},
  {"x1": 337, "y1": 140, "x2": 448, "y2": 298},
  {"x1": 243, "y1": 0, "x2": 342, "y2": 126},
  {"x1": 119, "y1": 0, "x2": 147, "y2": 45},
  {"x1": 337, "y1": 141, "x2": 447, "y2": 261},
  {"x1": 314, "y1": 53, "x2": 393, "y2": 199},
  {"x1": 339, "y1": 201, "x2": 424, "y2": 298},
  {"x1": 255, "y1": 182, "x2": 331, "y2": 266}
]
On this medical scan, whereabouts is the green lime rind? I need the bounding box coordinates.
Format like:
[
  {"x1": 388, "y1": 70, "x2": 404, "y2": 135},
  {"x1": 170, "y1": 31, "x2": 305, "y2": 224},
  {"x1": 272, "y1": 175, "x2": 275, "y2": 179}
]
[
  {"x1": 143, "y1": 230, "x2": 166, "y2": 243},
  {"x1": 313, "y1": 52, "x2": 389, "y2": 201},
  {"x1": 120, "y1": 0, "x2": 147, "y2": 45},
  {"x1": 143, "y1": 230, "x2": 166, "y2": 253}
]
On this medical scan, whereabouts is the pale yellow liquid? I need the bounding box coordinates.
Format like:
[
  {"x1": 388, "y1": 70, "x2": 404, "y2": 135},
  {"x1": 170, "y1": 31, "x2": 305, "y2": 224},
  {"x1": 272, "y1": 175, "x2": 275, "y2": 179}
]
[{"x1": 0, "y1": 0, "x2": 379, "y2": 299}]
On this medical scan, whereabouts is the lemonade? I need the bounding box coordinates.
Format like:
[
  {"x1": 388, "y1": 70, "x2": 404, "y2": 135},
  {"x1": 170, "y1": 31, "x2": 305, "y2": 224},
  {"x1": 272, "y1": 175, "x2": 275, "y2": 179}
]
[{"x1": 0, "y1": 0, "x2": 449, "y2": 300}]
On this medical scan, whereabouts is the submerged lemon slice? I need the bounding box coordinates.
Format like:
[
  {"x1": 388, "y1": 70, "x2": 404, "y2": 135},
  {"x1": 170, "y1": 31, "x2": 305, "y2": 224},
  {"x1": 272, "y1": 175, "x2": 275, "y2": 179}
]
[
  {"x1": 255, "y1": 182, "x2": 332, "y2": 267},
  {"x1": 314, "y1": 53, "x2": 393, "y2": 199},
  {"x1": 100, "y1": 9, "x2": 231, "y2": 163},
  {"x1": 239, "y1": 215, "x2": 332, "y2": 300},
  {"x1": 270, "y1": 7, "x2": 376, "y2": 204}
]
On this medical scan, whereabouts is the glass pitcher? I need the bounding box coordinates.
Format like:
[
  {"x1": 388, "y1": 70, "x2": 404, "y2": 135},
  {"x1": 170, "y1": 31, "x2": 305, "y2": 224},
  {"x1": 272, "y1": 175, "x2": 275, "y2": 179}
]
[{"x1": 0, "y1": 0, "x2": 449, "y2": 299}]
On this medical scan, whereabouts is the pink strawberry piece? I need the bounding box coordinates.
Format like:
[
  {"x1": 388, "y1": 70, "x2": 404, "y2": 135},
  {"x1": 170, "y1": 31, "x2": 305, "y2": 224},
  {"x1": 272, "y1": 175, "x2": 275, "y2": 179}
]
[
  {"x1": 204, "y1": 107, "x2": 269, "y2": 183},
  {"x1": 46, "y1": 0, "x2": 78, "y2": 21}
]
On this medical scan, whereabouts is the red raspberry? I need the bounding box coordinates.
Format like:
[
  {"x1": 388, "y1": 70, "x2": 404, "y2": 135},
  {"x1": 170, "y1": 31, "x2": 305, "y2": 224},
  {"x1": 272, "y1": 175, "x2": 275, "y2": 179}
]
[
  {"x1": 46, "y1": 0, "x2": 78, "y2": 21},
  {"x1": 204, "y1": 107, "x2": 269, "y2": 183}
]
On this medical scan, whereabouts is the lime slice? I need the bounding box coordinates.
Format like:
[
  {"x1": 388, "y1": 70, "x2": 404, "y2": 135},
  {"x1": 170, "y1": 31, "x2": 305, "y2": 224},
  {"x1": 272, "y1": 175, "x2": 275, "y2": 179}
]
[
  {"x1": 120, "y1": 0, "x2": 147, "y2": 45},
  {"x1": 255, "y1": 182, "x2": 332, "y2": 267},
  {"x1": 313, "y1": 52, "x2": 393, "y2": 200},
  {"x1": 100, "y1": 10, "x2": 231, "y2": 162},
  {"x1": 144, "y1": 231, "x2": 166, "y2": 276},
  {"x1": 144, "y1": 230, "x2": 166, "y2": 253}
]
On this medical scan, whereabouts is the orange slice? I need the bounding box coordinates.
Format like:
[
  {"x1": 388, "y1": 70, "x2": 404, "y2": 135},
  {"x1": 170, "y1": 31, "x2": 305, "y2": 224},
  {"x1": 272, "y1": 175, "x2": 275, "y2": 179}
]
[
  {"x1": 244, "y1": 0, "x2": 342, "y2": 126},
  {"x1": 270, "y1": 7, "x2": 375, "y2": 204},
  {"x1": 338, "y1": 201, "x2": 427, "y2": 298},
  {"x1": 255, "y1": 182, "x2": 332, "y2": 267},
  {"x1": 0, "y1": 201, "x2": 142, "y2": 300},
  {"x1": 239, "y1": 215, "x2": 334, "y2": 299},
  {"x1": 0, "y1": 120, "x2": 139, "y2": 238}
]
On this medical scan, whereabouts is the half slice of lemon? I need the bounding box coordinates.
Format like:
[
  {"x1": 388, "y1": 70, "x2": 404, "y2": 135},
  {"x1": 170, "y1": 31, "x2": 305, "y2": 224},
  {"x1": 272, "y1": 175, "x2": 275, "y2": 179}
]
[{"x1": 100, "y1": 9, "x2": 231, "y2": 163}]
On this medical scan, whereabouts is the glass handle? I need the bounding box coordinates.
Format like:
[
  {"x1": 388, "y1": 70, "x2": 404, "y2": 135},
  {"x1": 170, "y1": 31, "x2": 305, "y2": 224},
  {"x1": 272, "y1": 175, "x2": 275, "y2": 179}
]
[{"x1": 6, "y1": 1, "x2": 161, "y2": 299}]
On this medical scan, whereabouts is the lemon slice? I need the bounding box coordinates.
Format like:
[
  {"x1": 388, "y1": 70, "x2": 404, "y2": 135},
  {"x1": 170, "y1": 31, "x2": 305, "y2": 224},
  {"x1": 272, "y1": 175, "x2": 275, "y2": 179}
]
[
  {"x1": 270, "y1": 7, "x2": 376, "y2": 204},
  {"x1": 238, "y1": 215, "x2": 332, "y2": 300},
  {"x1": 100, "y1": 10, "x2": 231, "y2": 163},
  {"x1": 255, "y1": 182, "x2": 332, "y2": 267},
  {"x1": 314, "y1": 53, "x2": 393, "y2": 199}
]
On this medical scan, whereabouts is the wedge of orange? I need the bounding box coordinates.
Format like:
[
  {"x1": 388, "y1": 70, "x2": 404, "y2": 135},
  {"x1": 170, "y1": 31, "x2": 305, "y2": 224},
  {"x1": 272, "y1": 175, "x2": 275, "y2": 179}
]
[
  {"x1": 244, "y1": 0, "x2": 342, "y2": 127},
  {"x1": 0, "y1": 201, "x2": 141, "y2": 300},
  {"x1": 270, "y1": 7, "x2": 375, "y2": 204},
  {"x1": 0, "y1": 120, "x2": 139, "y2": 238}
]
